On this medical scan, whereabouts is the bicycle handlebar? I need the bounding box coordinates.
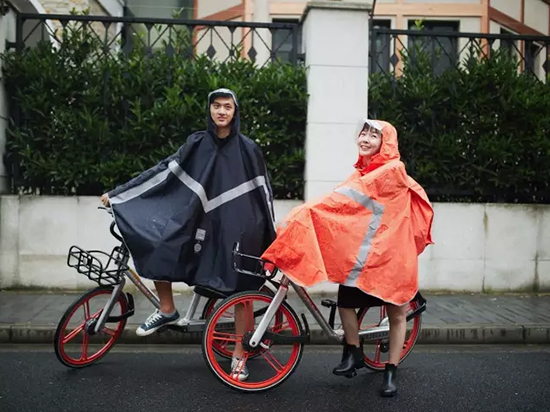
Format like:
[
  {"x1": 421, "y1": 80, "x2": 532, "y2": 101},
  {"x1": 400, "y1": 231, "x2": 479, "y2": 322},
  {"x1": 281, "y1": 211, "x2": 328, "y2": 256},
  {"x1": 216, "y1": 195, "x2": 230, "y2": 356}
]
[
  {"x1": 98, "y1": 206, "x2": 124, "y2": 243},
  {"x1": 109, "y1": 221, "x2": 124, "y2": 243}
]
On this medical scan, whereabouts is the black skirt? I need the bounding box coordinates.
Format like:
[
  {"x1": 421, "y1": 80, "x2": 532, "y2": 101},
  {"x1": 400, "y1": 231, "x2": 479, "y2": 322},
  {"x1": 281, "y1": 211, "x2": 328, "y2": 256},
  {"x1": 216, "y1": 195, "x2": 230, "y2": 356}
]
[{"x1": 337, "y1": 285, "x2": 391, "y2": 308}]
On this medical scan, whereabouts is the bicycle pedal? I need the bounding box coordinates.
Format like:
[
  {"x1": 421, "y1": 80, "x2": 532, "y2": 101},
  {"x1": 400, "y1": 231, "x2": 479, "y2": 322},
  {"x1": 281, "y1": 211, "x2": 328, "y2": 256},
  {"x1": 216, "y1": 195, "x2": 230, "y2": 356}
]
[{"x1": 321, "y1": 299, "x2": 337, "y2": 308}]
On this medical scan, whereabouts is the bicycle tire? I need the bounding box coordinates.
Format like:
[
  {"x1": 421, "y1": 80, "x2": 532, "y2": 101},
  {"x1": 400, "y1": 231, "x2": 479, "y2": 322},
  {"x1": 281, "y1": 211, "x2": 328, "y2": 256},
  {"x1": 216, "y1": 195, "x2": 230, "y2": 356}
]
[
  {"x1": 202, "y1": 290, "x2": 305, "y2": 393},
  {"x1": 54, "y1": 286, "x2": 128, "y2": 368}
]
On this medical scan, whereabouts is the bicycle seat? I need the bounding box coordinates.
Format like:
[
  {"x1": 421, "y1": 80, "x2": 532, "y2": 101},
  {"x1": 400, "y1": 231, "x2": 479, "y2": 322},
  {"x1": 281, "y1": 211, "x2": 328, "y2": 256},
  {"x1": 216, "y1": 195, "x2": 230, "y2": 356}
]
[{"x1": 193, "y1": 286, "x2": 229, "y2": 299}]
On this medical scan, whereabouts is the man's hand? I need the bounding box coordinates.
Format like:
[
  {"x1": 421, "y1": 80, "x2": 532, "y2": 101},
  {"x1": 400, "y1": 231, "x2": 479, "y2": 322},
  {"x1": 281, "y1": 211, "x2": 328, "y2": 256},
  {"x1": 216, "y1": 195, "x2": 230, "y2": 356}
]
[{"x1": 100, "y1": 193, "x2": 110, "y2": 207}]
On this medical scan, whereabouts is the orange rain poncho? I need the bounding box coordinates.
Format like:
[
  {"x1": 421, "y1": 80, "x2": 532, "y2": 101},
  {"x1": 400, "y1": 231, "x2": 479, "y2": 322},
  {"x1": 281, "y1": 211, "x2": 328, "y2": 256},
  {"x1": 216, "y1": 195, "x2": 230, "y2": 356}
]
[{"x1": 261, "y1": 120, "x2": 434, "y2": 305}]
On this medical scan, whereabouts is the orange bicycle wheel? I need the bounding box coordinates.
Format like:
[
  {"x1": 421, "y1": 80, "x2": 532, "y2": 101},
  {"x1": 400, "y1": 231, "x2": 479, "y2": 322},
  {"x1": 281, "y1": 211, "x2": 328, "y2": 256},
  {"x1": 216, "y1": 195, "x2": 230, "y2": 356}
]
[
  {"x1": 202, "y1": 291, "x2": 304, "y2": 393},
  {"x1": 54, "y1": 286, "x2": 127, "y2": 368}
]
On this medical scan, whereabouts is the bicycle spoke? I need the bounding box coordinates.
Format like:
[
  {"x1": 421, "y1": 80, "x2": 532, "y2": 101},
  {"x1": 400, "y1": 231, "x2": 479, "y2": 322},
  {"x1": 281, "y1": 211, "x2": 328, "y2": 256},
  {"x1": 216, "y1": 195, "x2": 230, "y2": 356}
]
[
  {"x1": 261, "y1": 349, "x2": 284, "y2": 373},
  {"x1": 102, "y1": 327, "x2": 116, "y2": 337},
  {"x1": 272, "y1": 320, "x2": 291, "y2": 333},
  {"x1": 63, "y1": 324, "x2": 84, "y2": 344},
  {"x1": 80, "y1": 331, "x2": 89, "y2": 361},
  {"x1": 374, "y1": 342, "x2": 381, "y2": 363},
  {"x1": 83, "y1": 301, "x2": 91, "y2": 320},
  {"x1": 212, "y1": 331, "x2": 243, "y2": 343},
  {"x1": 218, "y1": 339, "x2": 230, "y2": 351}
]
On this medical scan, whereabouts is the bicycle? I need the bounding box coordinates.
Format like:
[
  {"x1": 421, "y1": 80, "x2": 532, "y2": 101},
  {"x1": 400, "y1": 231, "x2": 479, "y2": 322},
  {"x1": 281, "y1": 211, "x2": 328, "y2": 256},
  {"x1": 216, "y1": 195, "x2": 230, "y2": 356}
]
[
  {"x1": 53, "y1": 207, "x2": 280, "y2": 368},
  {"x1": 201, "y1": 243, "x2": 427, "y2": 393}
]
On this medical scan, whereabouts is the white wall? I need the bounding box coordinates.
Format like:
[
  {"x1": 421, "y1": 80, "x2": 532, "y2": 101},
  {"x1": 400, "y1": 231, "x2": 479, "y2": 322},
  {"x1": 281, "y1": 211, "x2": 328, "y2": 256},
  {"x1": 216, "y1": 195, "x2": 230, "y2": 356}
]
[
  {"x1": 1, "y1": 196, "x2": 549, "y2": 294},
  {"x1": 198, "y1": 0, "x2": 241, "y2": 18},
  {"x1": 491, "y1": 0, "x2": 522, "y2": 22},
  {"x1": 524, "y1": 0, "x2": 550, "y2": 35}
]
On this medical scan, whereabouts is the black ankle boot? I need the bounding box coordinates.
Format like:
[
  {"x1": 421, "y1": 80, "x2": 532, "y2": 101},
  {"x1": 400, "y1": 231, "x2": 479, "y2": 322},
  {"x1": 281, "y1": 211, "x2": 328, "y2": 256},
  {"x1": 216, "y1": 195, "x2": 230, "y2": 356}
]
[
  {"x1": 380, "y1": 363, "x2": 397, "y2": 397},
  {"x1": 333, "y1": 343, "x2": 365, "y2": 378}
]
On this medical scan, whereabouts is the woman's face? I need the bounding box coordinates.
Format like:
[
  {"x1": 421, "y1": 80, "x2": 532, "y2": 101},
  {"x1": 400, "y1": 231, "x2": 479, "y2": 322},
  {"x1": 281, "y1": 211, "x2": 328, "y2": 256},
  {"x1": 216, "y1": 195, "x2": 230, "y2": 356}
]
[{"x1": 357, "y1": 125, "x2": 382, "y2": 159}]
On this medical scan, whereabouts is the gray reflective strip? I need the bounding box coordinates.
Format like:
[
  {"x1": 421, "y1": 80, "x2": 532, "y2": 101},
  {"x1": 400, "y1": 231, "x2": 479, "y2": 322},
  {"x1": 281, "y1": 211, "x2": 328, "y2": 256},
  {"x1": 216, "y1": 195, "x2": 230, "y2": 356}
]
[
  {"x1": 110, "y1": 159, "x2": 273, "y2": 215},
  {"x1": 110, "y1": 168, "x2": 171, "y2": 205},
  {"x1": 334, "y1": 186, "x2": 385, "y2": 286},
  {"x1": 168, "y1": 160, "x2": 209, "y2": 211},
  {"x1": 206, "y1": 176, "x2": 265, "y2": 213},
  {"x1": 170, "y1": 160, "x2": 272, "y2": 214}
]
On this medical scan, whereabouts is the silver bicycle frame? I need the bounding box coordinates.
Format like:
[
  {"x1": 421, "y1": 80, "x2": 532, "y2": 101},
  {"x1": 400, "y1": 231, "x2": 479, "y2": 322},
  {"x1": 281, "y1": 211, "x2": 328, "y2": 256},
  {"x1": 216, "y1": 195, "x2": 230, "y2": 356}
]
[
  {"x1": 94, "y1": 277, "x2": 127, "y2": 333},
  {"x1": 247, "y1": 276, "x2": 391, "y2": 348}
]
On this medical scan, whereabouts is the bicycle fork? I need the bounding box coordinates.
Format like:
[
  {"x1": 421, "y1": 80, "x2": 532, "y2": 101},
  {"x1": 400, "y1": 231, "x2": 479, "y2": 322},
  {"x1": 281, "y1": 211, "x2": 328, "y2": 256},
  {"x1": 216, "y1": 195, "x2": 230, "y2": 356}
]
[
  {"x1": 248, "y1": 277, "x2": 291, "y2": 348},
  {"x1": 93, "y1": 278, "x2": 128, "y2": 334},
  {"x1": 92, "y1": 267, "x2": 155, "y2": 334}
]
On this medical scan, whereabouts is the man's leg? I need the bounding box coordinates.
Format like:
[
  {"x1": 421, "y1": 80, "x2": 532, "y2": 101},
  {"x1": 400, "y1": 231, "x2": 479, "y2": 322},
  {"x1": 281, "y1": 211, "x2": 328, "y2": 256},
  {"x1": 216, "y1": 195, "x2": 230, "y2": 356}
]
[
  {"x1": 155, "y1": 281, "x2": 176, "y2": 314},
  {"x1": 231, "y1": 302, "x2": 251, "y2": 381},
  {"x1": 136, "y1": 281, "x2": 180, "y2": 336}
]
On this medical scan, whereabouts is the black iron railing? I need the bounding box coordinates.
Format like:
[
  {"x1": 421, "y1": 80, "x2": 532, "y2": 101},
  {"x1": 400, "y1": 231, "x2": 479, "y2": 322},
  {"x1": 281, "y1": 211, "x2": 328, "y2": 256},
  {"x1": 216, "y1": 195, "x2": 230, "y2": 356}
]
[
  {"x1": 370, "y1": 27, "x2": 550, "y2": 79},
  {"x1": 7, "y1": 13, "x2": 303, "y2": 66}
]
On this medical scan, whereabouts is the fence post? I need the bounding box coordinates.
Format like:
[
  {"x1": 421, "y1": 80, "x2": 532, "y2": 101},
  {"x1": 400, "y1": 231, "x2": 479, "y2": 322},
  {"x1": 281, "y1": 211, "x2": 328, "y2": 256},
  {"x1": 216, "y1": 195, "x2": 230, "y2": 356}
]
[
  {"x1": 0, "y1": 5, "x2": 18, "y2": 194},
  {"x1": 301, "y1": 1, "x2": 373, "y2": 200}
]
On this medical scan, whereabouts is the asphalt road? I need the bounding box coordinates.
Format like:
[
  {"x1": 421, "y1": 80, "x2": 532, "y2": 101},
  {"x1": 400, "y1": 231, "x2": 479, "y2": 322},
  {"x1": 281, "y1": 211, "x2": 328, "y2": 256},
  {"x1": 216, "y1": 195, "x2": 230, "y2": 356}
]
[{"x1": 0, "y1": 345, "x2": 549, "y2": 412}]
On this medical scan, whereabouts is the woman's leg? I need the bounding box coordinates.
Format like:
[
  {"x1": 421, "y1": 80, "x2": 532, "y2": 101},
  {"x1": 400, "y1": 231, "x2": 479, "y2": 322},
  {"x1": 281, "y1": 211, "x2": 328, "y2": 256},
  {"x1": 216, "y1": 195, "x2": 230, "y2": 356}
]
[
  {"x1": 332, "y1": 307, "x2": 364, "y2": 376},
  {"x1": 380, "y1": 303, "x2": 408, "y2": 397},
  {"x1": 386, "y1": 303, "x2": 407, "y2": 365},
  {"x1": 339, "y1": 307, "x2": 360, "y2": 346}
]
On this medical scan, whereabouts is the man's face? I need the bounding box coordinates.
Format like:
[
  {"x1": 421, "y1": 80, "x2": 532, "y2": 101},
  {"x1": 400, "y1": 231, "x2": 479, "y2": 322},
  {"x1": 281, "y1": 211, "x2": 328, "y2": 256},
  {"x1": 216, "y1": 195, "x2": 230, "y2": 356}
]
[
  {"x1": 210, "y1": 96, "x2": 235, "y2": 129},
  {"x1": 357, "y1": 125, "x2": 382, "y2": 158}
]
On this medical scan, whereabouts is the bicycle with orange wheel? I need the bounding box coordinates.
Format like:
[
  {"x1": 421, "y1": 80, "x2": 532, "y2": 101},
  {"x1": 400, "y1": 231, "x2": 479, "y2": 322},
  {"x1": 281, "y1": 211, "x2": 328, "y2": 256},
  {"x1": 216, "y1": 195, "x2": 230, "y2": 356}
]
[
  {"x1": 201, "y1": 243, "x2": 427, "y2": 393},
  {"x1": 53, "y1": 207, "x2": 280, "y2": 368}
]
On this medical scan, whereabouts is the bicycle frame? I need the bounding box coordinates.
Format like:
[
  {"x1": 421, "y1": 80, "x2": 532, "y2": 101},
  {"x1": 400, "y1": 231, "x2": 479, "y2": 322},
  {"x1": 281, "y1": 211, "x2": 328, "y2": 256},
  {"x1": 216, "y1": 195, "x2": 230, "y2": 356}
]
[
  {"x1": 248, "y1": 275, "x2": 426, "y2": 348},
  {"x1": 92, "y1": 245, "x2": 277, "y2": 335},
  {"x1": 89, "y1": 226, "x2": 215, "y2": 333}
]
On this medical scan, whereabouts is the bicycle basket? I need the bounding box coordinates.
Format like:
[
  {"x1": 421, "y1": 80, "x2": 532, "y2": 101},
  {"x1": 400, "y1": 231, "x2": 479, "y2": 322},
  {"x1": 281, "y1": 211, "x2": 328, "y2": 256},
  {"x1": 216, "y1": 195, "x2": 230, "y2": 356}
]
[
  {"x1": 231, "y1": 242, "x2": 278, "y2": 280},
  {"x1": 67, "y1": 245, "x2": 130, "y2": 286}
]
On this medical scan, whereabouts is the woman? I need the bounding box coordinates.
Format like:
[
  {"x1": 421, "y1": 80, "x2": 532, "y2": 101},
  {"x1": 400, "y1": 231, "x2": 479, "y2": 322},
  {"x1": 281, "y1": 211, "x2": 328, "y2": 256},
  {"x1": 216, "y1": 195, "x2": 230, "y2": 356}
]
[
  {"x1": 331, "y1": 120, "x2": 419, "y2": 397},
  {"x1": 262, "y1": 119, "x2": 433, "y2": 397}
]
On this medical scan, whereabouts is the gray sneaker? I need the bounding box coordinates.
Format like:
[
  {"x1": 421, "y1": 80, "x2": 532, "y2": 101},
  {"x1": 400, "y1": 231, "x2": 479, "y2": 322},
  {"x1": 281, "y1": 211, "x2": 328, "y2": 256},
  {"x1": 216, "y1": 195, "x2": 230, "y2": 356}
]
[
  {"x1": 231, "y1": 357, "x2": 250, "y2": 381},
  {"x1": 136, "y1": 309, "x2": 180, "y2": 337}
]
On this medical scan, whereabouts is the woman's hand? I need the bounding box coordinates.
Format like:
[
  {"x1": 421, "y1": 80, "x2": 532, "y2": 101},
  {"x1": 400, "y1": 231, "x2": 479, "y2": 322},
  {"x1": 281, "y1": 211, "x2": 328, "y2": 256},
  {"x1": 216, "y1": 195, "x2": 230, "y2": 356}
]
[{"x1": 100, "y1": 193, "x2": 110, "y2": 207}]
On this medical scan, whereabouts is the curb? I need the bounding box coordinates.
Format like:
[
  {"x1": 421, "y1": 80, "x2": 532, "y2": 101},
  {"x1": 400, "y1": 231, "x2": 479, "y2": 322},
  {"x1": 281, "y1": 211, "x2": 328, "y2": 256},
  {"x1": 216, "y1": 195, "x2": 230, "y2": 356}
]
[{"x1": 2, "y1": 324, "x2": 550, "y2": 345}]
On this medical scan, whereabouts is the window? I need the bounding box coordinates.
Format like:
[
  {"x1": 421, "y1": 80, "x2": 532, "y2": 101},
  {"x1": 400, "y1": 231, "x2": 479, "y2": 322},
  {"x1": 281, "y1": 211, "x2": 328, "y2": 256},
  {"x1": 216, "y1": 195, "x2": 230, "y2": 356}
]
[
  {"x1": 407, "y1": 20, "x2": 460, "y2": 74},
  {"x1": 271, "y1": 19, "x2": 302, "y2": 63},
  {"x1": 525, "y1": 41, "x2": 543, "y2": 78},
  {"x1": 370, "y1": 20, "x2": 391, "y2": 74}
]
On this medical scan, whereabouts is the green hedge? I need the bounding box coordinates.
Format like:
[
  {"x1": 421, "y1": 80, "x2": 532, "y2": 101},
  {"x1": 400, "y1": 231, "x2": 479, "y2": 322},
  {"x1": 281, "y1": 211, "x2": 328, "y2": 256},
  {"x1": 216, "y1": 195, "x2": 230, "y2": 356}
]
[
  {"x1": 369, "y1": 49, "x2": 550, "y2": 203},
  {"x1": 2, "y1": 24, "x2": 550, "y2": 203},
  {"x1": 1, "y1": 25, "x2": 307, "y2": 199}
]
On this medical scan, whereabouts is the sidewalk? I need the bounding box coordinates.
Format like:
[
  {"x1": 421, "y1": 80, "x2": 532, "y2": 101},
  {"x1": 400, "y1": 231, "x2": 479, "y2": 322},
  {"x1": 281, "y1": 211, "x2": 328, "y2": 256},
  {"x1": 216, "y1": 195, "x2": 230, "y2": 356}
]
[{"x1": 1, "y1": 290, "x2": 550, "y2": 344}]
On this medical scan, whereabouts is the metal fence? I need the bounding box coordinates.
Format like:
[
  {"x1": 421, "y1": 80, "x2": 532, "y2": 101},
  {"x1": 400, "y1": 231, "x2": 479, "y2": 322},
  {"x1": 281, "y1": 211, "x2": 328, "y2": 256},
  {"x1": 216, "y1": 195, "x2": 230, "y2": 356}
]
[
  {"x1": 7, "y1": 13, "x2": 303, "y2": 66},
  {"x1": 370, "y1": 27, "x2": 550, "y2": 80}
]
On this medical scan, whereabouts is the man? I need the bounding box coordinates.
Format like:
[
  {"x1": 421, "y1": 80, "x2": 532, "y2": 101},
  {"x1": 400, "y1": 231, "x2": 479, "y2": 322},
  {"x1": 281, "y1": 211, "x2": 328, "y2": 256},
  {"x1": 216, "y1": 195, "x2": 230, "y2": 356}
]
[{"x1": 101, "y1": 88, "x2": 276, "y2": 380}]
